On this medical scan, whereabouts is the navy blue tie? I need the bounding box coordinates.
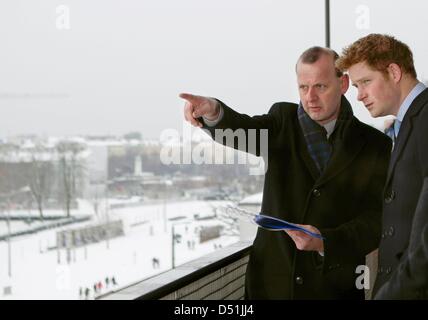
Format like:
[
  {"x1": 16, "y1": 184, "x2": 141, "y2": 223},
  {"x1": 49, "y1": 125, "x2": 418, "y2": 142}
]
[{"x1": 385, "y1": 120, "x2": 396, "y2": 150}]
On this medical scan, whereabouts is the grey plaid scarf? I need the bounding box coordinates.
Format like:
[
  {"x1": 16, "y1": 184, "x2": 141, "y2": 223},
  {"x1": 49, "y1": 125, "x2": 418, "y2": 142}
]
[{"x1": 298, "y1": 95, "x2": 353, "y2": 174}]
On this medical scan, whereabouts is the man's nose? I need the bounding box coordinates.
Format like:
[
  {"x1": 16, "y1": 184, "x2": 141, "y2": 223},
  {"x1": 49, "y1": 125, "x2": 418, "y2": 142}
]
[
  {"x1": 357, "y1": 88, "x2": 367, "y2": 101},
  {"x1": 307, "y1": 87, "x2": 318, "y2": 101}
]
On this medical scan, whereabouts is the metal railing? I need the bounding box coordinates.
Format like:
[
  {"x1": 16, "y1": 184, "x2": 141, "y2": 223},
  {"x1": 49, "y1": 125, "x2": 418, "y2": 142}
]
[{"x1": 99, "y1": 241, "x2": 252, "y2": 300}]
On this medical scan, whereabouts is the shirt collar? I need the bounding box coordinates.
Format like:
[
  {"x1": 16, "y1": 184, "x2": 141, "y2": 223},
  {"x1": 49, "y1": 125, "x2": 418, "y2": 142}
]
[
  {"x1": 396, "y1": 82, "x2": 427, "y2": 123},
  {"x1": 323, "y1": 119, "x2": 337, "y2": 139}
]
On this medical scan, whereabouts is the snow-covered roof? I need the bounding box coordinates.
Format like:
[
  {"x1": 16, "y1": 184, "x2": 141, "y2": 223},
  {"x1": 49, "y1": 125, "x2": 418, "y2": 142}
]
[{"x1": 238, "y1": 192, "x2": 262, "y2": 205}]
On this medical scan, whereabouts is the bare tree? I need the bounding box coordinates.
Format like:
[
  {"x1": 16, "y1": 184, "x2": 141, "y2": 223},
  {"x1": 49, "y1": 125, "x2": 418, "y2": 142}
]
[
  {"x1": 56, "y1": 141, "x2": 86, "y2": 218},
  {"x1": 28, "y1": 145, "x2": 53, "y2": 220}
]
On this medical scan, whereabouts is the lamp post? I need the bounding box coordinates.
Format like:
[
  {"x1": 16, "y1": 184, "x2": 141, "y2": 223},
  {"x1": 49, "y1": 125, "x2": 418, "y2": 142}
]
[
  {"x1": 171, "y1": 224, "x2": 176, "y2": 269},
  {"x1": 0, "y1": 204, "x2": 13, "y2": 296},
  {"x1": 171, "y1": 221, "x2": 189, "y2": 269},
  {"x1": 5, "y1": 206, "x2": 11, "y2": 278},
  {"x1": 0, "y1": 187, "x2": 30, "y2": 278},
  {"x1": 163, "y1": 179, "x2": 173, "y2": 233}
]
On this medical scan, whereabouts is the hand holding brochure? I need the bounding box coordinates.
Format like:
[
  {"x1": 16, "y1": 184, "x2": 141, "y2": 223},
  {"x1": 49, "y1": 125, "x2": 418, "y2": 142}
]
[{"x1": 254, "y1": 214, "x2": 325, "y2": 239}]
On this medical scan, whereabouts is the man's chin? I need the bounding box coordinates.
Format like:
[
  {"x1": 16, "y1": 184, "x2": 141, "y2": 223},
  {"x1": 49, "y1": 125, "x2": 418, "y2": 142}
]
[
  {"x1": 368, "y1": 109, "x2": 381, "y2": 118},
  {"x1": 308, "y1": 113, "x2": 322, "y2": 122}
]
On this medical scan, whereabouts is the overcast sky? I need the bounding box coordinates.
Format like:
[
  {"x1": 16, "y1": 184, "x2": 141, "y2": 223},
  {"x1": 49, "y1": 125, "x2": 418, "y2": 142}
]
[{"x1": 1, "y1": 0, "x2": 427, "y2": 139}]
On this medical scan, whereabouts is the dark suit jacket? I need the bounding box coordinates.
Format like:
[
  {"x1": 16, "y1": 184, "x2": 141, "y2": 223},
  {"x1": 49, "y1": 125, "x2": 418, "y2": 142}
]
[
  {"x1": 373, "y1": 89, "x2": 428, "y2": 299},
  {"x1": 203, "y1": 97, "x2": 391, "y2": 299}
]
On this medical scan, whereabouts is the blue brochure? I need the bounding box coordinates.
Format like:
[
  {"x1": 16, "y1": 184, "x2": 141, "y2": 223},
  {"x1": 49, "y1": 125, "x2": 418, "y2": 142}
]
[{"x1": 253, "y1": 214, "x2": 325, "y2": 239}]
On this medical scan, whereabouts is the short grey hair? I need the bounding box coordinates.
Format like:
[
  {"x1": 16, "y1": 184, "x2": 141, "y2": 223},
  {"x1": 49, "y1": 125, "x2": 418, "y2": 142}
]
[{"x1": 296, "y1": 46, "x2": 343, "y2": 77}]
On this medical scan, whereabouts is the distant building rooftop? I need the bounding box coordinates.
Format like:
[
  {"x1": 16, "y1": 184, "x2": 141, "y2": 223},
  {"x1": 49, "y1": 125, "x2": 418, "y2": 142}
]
[{"x1": 238, "y1": 192, "x2": 262, "y2": 206}]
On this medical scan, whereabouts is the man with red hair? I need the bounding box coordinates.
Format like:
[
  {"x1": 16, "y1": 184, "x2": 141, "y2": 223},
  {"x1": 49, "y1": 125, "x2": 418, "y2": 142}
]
[{"x1": 338, "y1": 33, "x2": 428, "y2": 299}]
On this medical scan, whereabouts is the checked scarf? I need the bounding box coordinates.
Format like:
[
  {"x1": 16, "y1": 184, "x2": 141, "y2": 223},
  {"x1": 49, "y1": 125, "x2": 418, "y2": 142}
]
[{"x1": 298, "y1": 95, "x2": 353, "y2": 174}]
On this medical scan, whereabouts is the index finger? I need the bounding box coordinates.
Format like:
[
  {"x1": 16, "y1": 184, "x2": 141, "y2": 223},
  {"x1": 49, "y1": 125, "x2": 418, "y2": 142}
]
[{"x1": 179, "y1": 93, "x2": 204, "y2": 105}]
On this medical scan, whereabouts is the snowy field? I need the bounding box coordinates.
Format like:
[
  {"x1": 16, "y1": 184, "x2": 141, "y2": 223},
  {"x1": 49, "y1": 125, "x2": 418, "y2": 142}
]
[{"x1": 0, "y1": 199, "x2": 241, "y2": 300}]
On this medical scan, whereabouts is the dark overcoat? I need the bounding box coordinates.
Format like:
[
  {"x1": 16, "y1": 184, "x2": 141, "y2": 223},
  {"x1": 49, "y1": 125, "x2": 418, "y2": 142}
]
[
  {"x1": 374, "y1": 89, "x2": 428, "y2": 299},
  {"x1": 204, "y1": 97, "x2": 391, "y2": 299}
]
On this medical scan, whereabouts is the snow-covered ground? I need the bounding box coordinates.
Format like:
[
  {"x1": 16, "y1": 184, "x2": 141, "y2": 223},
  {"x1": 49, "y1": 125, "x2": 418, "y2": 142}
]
[{"x1": 0, "y1": 199, "x2": 240, "y2": 300}]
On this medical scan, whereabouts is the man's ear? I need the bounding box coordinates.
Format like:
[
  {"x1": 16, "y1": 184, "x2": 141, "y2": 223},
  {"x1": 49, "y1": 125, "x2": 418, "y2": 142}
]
[
  {"x1": 387, "y1": 63, "x2": 403, "y2": 83},
  {"x1": 340, "y1": 74, "x2": 350, "y2": 94}
]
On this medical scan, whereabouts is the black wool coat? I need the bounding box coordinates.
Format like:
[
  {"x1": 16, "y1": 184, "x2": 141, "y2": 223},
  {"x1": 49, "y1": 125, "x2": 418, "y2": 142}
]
[
  {"x1": 204, "y1": 97, "x2": 391, "y2": 299},
  {"x1": 374, "y1": 89, "x2": 428, "y2": 299}
]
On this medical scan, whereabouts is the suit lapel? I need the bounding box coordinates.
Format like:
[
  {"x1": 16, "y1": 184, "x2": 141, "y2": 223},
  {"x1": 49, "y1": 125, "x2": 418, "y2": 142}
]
[{"x1": 386, "y1": 89, "x2": 428, "y2": 185}]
